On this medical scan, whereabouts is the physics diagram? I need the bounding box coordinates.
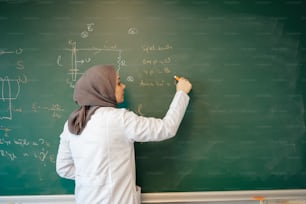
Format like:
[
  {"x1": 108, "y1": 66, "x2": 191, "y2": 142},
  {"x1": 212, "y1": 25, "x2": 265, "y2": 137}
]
[{"x1": 57, "y1": 23, "x2": 127, "y2": 88}]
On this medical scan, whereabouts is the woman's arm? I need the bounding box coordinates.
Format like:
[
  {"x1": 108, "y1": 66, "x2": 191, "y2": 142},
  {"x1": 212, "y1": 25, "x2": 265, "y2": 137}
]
[{"x1": 123, "y1": 90, "x2": 190, "y2": 142}]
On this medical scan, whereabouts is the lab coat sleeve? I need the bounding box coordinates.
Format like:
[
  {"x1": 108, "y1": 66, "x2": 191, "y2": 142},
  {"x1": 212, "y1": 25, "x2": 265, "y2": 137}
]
[
  {"x1": 123, "y1": 91, "x2": 190, "y2": 142},
  {"x1": 56, "y1": 122, "x2": 76, "y2": 180}
]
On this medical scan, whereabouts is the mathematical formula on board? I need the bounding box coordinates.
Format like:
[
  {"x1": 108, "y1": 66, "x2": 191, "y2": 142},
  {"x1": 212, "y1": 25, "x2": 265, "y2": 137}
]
[{"x1": 0, "y1": 22, "x2": 175, "y2": 165}]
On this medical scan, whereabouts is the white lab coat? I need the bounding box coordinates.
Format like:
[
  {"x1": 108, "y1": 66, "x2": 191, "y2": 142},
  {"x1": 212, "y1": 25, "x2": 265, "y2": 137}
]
[{"x1": 56, "y1": 91, "x2": 190, "y2": 204}]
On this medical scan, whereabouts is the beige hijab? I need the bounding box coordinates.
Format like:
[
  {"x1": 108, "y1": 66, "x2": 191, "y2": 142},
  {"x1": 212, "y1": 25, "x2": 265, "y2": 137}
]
[{"x1": 68, "y1": 64, "x2": 117, "y2": 135}]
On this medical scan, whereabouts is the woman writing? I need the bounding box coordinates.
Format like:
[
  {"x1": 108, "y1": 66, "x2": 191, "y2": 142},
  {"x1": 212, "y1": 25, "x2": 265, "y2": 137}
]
[{"x1": 56, "y1": 64, "x2": 192, "y2": 204}]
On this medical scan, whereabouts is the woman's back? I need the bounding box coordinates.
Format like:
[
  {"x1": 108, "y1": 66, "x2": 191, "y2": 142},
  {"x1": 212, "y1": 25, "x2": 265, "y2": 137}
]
[{"x1": 61, "y1": 107, "x2": 139, "y2": 204}]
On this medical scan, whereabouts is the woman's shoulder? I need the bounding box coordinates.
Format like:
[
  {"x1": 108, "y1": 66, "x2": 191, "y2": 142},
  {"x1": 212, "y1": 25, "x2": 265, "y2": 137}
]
[
  {"x1": 93, "y1": 107, "x2": 132, "y2": 118},
  {"x1": 95, "y1": 106, "x2": 128, "y2": 113},
  {"x1": 94, "y1": 107, "x2": 140, "y2": 120},
  {"x1": 91, "y1": 107, "x2": 138, "y2": 129}
]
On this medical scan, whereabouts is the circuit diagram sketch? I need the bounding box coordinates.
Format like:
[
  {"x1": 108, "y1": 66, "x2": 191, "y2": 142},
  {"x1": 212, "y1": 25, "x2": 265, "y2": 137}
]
[
  {"x1": 0, "y1": 48, "x2": 24, "y2": 120},
  {"x1": 0, "y1": 76, "x2": 21, "y2": 120}
]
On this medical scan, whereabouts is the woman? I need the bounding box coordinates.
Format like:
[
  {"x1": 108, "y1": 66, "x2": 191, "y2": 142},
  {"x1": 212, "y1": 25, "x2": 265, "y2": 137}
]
[{"x1": 56, "y1": 64, "x2": 192, "y2": 204}]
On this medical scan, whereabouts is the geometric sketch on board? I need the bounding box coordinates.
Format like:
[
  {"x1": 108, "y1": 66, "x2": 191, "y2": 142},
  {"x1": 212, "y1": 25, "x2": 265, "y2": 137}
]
[{"x1": 0, "y1": 76, "x2": 21, "y2": 120}]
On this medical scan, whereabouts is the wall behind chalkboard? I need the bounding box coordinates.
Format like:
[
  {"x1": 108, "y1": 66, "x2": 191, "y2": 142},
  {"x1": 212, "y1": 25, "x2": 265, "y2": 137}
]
[{"x1": 0, "y1": 0, "x2": 305, "y2": 195}]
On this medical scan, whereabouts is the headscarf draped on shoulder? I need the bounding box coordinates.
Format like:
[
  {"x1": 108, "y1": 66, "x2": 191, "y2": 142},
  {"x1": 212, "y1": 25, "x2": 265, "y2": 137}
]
[{"x1": 68, "y1": 64, "x2": 117, "y2": 135}]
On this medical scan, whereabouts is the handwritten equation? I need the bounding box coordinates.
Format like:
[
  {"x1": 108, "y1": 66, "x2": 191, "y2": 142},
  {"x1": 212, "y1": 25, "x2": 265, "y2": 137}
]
[
  {"x1": 32, "y1": 103, "x2": 64, "y2": 119},
  {"x1": 0, "y1": 135, "x2": 55, "y2": 164},
  {"x1": 140, "y1": 43, "x2": 173, "y2": 87}
]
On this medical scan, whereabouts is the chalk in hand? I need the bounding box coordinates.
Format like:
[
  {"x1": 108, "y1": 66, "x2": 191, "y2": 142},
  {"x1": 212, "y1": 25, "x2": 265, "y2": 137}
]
[{"x1": 174, "y1": 75, "x2": 180, "y2": 81}]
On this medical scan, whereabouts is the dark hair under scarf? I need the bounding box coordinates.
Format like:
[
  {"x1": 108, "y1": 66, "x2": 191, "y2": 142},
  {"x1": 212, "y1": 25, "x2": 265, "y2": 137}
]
[{"x1": 68, "y1": 64, "x2": 117, "y2": 135}]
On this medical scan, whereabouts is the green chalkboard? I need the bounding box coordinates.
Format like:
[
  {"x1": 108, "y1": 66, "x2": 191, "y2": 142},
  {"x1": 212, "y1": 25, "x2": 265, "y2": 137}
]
[{"x1": 0, "y1": 0, "x2": 306, "y2": 195}]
